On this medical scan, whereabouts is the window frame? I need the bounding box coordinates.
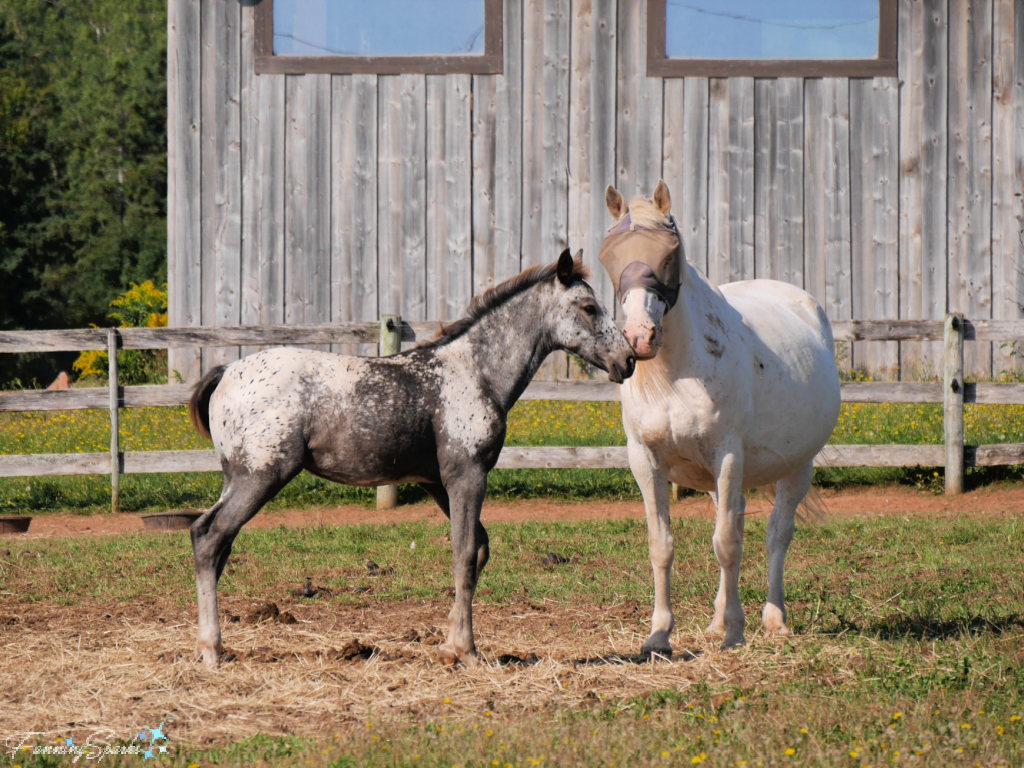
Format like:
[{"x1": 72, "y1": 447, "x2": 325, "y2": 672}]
[
  {"x1": 647, "y1": 0, "x2": 898, "y2": 78},
  {"x1": 254, "y1": 0, "x2": 503, "y2": 75}
]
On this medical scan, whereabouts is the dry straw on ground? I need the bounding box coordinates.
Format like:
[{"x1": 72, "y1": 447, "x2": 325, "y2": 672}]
[{"x1": 0, "y1": 596, "x2": 826, "y2": 745}]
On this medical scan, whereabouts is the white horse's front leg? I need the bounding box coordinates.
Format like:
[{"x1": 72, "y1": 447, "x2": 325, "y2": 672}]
[
  {"x1": 708, "y1": 450, "x2": 746, "y2": 649},
  {"x1": 628, "y1": 439, "x2": 675, "y2": 656}
]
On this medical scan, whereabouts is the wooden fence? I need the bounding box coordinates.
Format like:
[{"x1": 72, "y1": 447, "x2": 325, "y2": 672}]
[{"x1": 2, "y1": 315, "x2": 1023, "y2": 512}]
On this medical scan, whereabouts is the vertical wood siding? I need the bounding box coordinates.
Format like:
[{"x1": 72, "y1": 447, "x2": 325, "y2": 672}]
[{"x1": 168, "y1": 0, "x2": 1024, "y2": 381}]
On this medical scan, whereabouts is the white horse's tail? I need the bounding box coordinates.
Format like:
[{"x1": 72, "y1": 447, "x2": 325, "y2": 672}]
[{"x1": 761, "y1": 482, "x2": 829, "y2": 525}]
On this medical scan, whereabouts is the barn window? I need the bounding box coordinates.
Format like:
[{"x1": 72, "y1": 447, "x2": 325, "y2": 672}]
[
  {"x1": 255, "y1": 0, "x2": 503, "y2": 75},
  {"x1": 647, "y1": 0, "x2": 897, "y2": 77}
]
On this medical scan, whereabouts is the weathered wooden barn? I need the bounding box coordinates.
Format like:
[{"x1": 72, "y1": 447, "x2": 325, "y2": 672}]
[{"x1": 167, "y1": 0, "x2": 1024, "y2": 382}]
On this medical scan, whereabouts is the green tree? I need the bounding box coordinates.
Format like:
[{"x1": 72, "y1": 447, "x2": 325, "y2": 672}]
[{"x1": 0, "y1": 0, "x2": 167, "y2": 385}]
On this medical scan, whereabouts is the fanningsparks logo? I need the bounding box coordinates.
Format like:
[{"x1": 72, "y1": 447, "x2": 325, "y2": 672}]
[{"x1": 6, "y1": 722, "x2": 172, "y2": 763}]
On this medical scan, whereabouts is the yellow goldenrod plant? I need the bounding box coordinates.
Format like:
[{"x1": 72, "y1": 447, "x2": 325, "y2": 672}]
[{"x1": 72, "y1": 282, "x2": 170, "y2": 386}]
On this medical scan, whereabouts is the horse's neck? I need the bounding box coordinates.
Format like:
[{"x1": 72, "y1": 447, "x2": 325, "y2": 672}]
[
  {"x1": 656, "y1": 265, "x2": 720, "y2": 373},
  {"x1": 463, "y1": 289, "x2": 552, "y2": 411}
]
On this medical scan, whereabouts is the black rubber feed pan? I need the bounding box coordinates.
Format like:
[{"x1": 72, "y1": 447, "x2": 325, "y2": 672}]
[
  {"x1": 0, "y1": 516, "x2": 31, "y2": 534},
  {"x1": 141, "y1": 511, "x2": 203, "y2": 531}
]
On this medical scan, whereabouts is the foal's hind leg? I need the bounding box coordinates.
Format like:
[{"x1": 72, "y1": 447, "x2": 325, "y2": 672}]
[
  {"x1": 762, "y1": 461, "x2": 812, "y2": 637},
  {"x1": 191, "y1": 467, "x2": 296, "y2": 667}
]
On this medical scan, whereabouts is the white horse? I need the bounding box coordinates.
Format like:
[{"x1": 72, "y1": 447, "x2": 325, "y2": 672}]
[{"x1": 600, "y1": 181, "x2": 841, "y2": 652}]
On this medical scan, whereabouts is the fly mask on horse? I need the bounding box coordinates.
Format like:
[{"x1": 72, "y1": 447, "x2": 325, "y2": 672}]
[{"x1": 599, "y1": 182, "x2": 682, "y2": 359}]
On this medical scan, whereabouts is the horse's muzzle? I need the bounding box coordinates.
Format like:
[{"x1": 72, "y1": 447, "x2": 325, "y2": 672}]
[{"x1": 607, "y1": 350, "x2": 637, "y2": 384}]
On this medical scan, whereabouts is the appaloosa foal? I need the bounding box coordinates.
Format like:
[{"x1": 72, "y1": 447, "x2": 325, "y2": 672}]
[{"x1": 187, "y1": 250, "x2": 635, "y2": 667}]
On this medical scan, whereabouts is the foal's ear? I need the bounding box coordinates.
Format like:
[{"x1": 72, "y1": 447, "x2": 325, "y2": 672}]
[
  {"x1": 556, "y1": 248, "x2": 575, "y2": 287},
  {"x1": 606, "y1": 185, "x2": 626, "y2": 219}
]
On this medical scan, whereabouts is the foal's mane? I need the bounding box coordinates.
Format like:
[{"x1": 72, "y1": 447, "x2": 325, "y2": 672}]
[{"x1": 424, "y1": 257, "x2": 590, "y2": 347}]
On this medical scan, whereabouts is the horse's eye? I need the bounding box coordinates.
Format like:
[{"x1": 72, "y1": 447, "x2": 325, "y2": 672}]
[{"x1": 582, "y1": 304, "x2": 597, "y2": 316}]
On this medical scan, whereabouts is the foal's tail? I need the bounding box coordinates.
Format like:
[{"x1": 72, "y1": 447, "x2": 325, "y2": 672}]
[{"x1": 188, "y1": 365, "x2": 227, "y2": 441}]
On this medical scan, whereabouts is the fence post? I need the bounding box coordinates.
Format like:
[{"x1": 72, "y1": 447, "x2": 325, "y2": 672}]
[
  {"x1": 108, "y1": 328, "x2": 120, "y2": 513},
  {"x1": 376, "y1": 315, "x2": 402, "y2": 510},
  {"x1": 943, "y1": 313, "x2": 965, "y2": 495}
]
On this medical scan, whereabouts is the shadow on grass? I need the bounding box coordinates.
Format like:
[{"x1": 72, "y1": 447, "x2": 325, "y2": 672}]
[{"x1": 857, "y1": 613, "x2": 1024, "y2": 640}]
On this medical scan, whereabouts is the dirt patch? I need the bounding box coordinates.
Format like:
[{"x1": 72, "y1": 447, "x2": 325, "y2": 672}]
[
  {"x1": 0, "y1": 594, "x2": 786, "y2": 744},
  {"x1": 4, "y1": 484, "x2": 1023, "y2": 540}
]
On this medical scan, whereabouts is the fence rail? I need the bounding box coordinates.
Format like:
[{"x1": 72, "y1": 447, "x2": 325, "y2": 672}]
[{"x1": 1, "y1": 315, "x2": 1022, "y2": 506}]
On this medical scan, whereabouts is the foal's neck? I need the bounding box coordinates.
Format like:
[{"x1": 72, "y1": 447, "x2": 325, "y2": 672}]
[{"x1": 463, "y1": 286, "x2": 553, "y2": 413}]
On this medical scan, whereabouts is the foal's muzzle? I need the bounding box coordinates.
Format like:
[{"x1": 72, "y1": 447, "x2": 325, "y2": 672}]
[{"x1": 607, "y1": 350, "x2": 637, "y2": 384}]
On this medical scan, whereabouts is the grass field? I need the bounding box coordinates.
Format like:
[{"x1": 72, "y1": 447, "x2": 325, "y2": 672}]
[
  {"x1": 0, "y1": 514, "x2": 1022, "y2": 766},
  {"x1": 3, "y1": 401, "x2": 1024, "y2": 514}
]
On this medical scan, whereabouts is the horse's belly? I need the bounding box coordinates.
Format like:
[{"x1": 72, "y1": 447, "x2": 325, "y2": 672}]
[{"x1": 665, "y1": 459, "x2": 717, "y2": 491}]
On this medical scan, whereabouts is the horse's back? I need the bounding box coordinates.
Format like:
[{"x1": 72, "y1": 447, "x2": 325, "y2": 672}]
[{"x1": 719, "y1": 279, "x2": 834, "y2": 356}]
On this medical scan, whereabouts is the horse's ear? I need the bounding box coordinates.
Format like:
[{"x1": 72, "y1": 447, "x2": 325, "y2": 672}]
[
  {"x1": 556, "y1": 248, "x2": 575, "y2": 287},
  {"x1": 653, "y1": 179, "x2": 671, "y2": 214},
  {"x1": 606, "y1": 185, "x2": 626, "y2": 219}
]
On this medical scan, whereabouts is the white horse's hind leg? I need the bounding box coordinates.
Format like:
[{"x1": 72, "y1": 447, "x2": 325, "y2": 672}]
[
  {"x1": 709, "y1": 451, "x2": 746, "y2": 649},
  {"x1": 762, "y1": 461, "x2": 812, "y2": 637},
  {"x1": 628, "y1": 439, "x2": 675, "y2": 656}
]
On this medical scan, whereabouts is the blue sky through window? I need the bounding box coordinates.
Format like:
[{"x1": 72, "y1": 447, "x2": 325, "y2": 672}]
[
  {"x1": 274, "y1": 0, "x2": 486, "y2": 57},
  {"x1": 665, "y1": 1, "x2": 879, "y2": 60}
]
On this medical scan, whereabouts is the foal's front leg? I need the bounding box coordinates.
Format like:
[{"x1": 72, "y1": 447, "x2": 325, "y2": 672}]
[
  {"x1": 438, "y1": 467, "x2": 489, "y2": 666},
  {"x1": 628, "y1": 439, "x2": 675, "y2": 656},
  {"x1": 708, "y1": 449, "x2": 747, "y2": 649}
]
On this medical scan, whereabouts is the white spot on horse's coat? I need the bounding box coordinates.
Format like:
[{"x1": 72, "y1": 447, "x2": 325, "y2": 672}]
[
  {"x1": 436, "y1": 339, "x2": 495, "y2": 454},
  {"x1": 209, "y1": 350, "x2": 367, "y2": 473}
]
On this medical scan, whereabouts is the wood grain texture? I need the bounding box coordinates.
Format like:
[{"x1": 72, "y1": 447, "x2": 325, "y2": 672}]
[
  {"x1": 568, "y1": 0, "x2": 594, "y2": 290},
  {"x1": 429, "y1": 74, "x2": 472, "y2": 321},
  {"x1": 850, "y1": 77, "x2": 900, "y2": 379},
  {"x1": 991, "y1": 0, "x2": 1023, "y2": 374},
  {"x1": 663, "y1": 77, "x2": 708, "y2": 276},
  {"x1": 331, "y1": 74, "x2": 356, "y2": 354},
  {"x1": 588, "y1": 0, "x2": 618, "y2": 305},
  {"x1": 401, "y1": 75, "x2": 428, "y2": 322},
  {"x1": 804, "y1": 77, "x2": 852, "y2": 359},
  {"x1": 241, "y1": 6, "x2": 285, "y2": 358},
  {"x1": 21, "y1": 442, "x2": 1024, "y2": 478},
  {"x1": 11, "y1": 318, "x2": 1024, "y2": 353},
  {"x1": 167, "y1": 0, "x2": 203, "y2": 383},
  {"x1": 8, "y1": 379, "x2": 1024, "y2": 413},
  {"x1": 816, "y1": 444, "x2": 945, "y2": 468},
  {"x1": 948, "y1": 0, "x2": 993, "y2": 376},
  {"x1": 899, "y1": 0, "x2": 948, "y2": 379},
  {"x1": 707, "y1": 77, "x2": 754, "y2": 287},
  {"x1": 616, "y1": 0, "x2": 663, "y2": 198},
  {"x1": 352, "y1": 75, "x2": 379, "y2": 354},
  {"x1": 522, "y1": 0, "x2": 570, "y2": 380},
  {"x1": 204, "y1": 0, "x2": 242, "y2": 370},
  {"x1": 284, "y1": 74, "x2": 331, "y2": 347},
  {"x1": 944, "y1": 314, "x2": 966, "y2": 493},
  {"x1": 472, "y1": 0, "x2": 525, "y2": 296},
  {"x1": 753, "y1": 78, "x2": 776, "y2": 281}
]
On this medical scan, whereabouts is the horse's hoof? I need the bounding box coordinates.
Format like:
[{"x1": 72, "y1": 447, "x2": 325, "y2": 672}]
[
  {"x1": 437, "y1": 646, "x2": 460, "y2": 666},
  {"x1": 719, "y1": 633, "x2": 746, "y2": 651},
  {"x1": 640, "y1": 641, "x2": 673, "y2": 658},
  {"x1": 437, "y1": 644, "x2": 478, "y2": 667},
  {"x1": 762, "y1": 604, "x2": 790, "y2": 636},
  {"x1": 196, "y1": 645, "x2": 221, "y2": 668},
  {"x1": 704, "y1": 621, "x2": 726, "y2": 636}
]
